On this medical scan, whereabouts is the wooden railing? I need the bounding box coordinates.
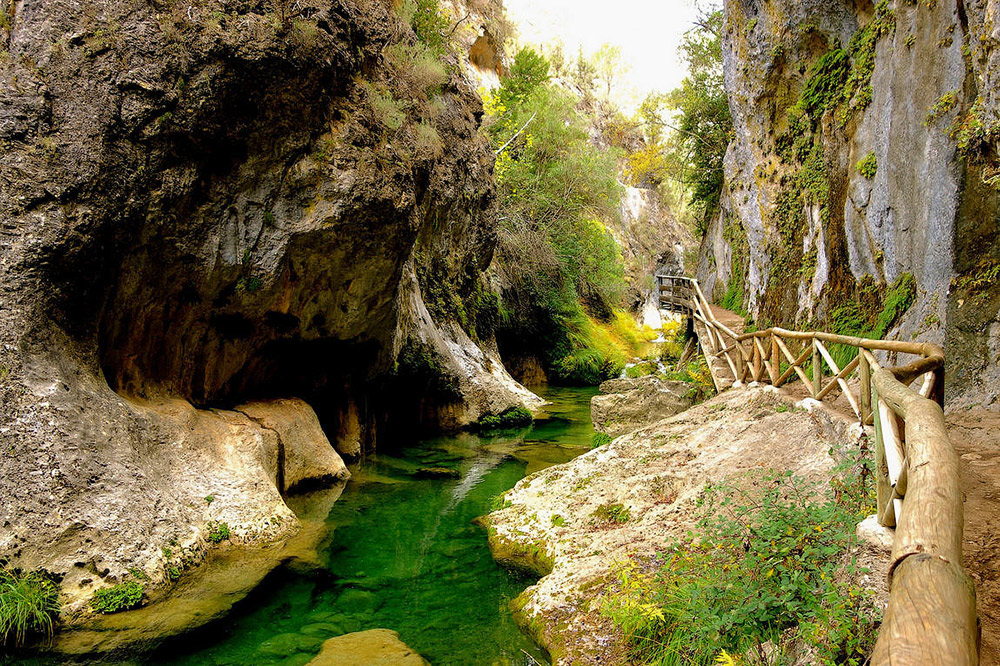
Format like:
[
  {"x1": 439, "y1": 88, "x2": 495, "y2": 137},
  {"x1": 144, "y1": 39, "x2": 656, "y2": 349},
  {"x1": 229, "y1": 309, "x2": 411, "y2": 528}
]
[{"x1": 656, "y1": 275, "x2": 979, "y2": 666}]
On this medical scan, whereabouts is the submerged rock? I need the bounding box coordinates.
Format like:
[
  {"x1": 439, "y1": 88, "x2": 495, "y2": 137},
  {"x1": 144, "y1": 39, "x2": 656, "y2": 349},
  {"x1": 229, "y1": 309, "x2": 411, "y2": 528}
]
[
  {"x1": 307, "y1": 629, "x2": 429, "y2": 666},
  {"x1": 413, "y1": 467, "x2": 461, "y2": 479},
  {"x1": 591, "y1": 375, "x2": 695, "y2": 438}
]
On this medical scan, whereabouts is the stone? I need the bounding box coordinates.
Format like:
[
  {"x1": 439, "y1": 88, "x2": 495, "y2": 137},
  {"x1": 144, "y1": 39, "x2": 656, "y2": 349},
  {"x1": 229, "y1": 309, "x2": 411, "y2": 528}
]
[
  {"x1": 591, "y1": 375, "x2": 695, "y2": 438},
  {"x1": 307, "y1": 629, "x2": 428, "y2": 666},
  {"x1": 413, "y1": 467, "x2": 461, "y2": 479},
  {"x1": 856, "y1": 514, "x2": 894, "y2": 552},
  {"x1": 236, "y1": 399, "x2": 350, "y2": 492}
]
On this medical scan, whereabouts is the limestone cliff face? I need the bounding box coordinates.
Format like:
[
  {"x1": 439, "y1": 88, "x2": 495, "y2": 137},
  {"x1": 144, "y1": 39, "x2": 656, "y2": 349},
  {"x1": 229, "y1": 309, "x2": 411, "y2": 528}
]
[
  {"x1": 700, "y1": 0, "x2": 1000, "y2": 407},
  {"x1": 0, "y1": 0, "x2": 534, "y2": 614}
]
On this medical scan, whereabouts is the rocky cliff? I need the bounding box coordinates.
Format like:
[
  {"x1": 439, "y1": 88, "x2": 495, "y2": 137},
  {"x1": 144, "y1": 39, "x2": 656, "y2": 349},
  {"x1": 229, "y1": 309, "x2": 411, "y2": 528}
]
[
  {"x1": 699, "y1": 0, "x2": 1000, "y2": 408},
  {"x1": 0, "y1": 0, "x2": 535, "y2": 618}
]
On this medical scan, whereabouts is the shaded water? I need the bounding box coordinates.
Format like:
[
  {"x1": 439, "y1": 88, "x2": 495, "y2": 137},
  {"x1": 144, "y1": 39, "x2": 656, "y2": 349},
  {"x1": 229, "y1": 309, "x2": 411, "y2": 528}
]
[{"x1": 144, "y1": 386, "x2": 598, "y2": 666}]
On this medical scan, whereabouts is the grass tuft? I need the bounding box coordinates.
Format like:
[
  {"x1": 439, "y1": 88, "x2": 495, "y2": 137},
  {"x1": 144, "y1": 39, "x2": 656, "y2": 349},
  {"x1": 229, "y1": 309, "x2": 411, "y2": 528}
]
[{"x1": 0, "y1": 569, "x2": 60, "y2": 647}]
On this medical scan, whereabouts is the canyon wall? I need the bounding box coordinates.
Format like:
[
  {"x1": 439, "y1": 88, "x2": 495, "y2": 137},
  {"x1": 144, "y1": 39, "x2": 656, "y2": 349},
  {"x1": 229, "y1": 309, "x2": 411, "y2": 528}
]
[
  {"x1": 701, "y1": 0, "x2": 1000, "y2": 408},
  {"x1": 0, "y1": 0, "x2": 534, "y2": 614}
]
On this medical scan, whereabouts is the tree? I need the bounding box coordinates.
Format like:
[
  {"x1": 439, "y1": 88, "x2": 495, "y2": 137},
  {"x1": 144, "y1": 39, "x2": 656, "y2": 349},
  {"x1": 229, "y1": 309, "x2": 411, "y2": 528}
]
[
  {"x1": 641, "y1": 8, "x2": 732, "y2": 233},
  {"x1": 593, "y1": 44, "x2": 628, "y2": 102}
]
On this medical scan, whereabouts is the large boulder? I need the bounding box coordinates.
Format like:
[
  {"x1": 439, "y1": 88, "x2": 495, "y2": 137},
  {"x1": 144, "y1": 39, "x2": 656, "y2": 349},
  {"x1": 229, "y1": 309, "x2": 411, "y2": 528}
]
[
  {"x1": 591, "y1": 375, "x2": 695, "y2": 438},
  {"x1": 235, "y1": 399, "x2": 349, "y2": 493}
]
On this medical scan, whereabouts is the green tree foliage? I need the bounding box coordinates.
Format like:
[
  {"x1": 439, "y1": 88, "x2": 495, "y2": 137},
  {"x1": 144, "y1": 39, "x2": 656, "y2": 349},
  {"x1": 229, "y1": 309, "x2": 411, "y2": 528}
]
[
  {"x1": 641, "y1": 9, "x2": 732, "y2": 233},
  {"x1": 485, "y1": 47, "x2": 629, "y2": 384}
]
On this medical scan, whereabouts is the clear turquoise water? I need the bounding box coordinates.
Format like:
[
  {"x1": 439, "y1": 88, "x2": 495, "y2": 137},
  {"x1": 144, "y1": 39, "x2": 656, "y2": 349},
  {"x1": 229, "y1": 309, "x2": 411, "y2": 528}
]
[{"x1": 144, "y1": 386, "x2": 598, "y2": 666}]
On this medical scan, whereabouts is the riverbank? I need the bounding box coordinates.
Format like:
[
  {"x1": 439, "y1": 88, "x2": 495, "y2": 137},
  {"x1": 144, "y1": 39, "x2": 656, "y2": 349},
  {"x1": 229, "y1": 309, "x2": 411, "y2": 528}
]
[{"x1": 483, "y1": 384, "x2": 889, "y2": 664}]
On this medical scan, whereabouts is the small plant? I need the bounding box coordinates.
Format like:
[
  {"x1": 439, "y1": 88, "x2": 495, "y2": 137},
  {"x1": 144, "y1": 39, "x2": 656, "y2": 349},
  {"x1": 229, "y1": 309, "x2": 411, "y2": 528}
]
[
  {"x1": 925, "y1": 90, "x2": 960, "y2": 126},
  {"x1": 592, "y1": 432, "x2": 612, "y2": 449},
  {"x1": 0, "y1": 569, "x2": 60, "y2": 647},
  {"x1": 775, "y1": 403, "x2": 790, "y2": 413},
  {"x1": 204, "y1": 495, "x2": 214, "y2": 505},
  {"x1": 90, "y1": 581, "x2": 143, "y2": 614},
  {"x1": 127, "y1": 568, "x2": 150, "y2": 582},
  {"x1": 477, "y1": 407, "x2": 533, "y2": 431},
  {"x1": 166, "y1": 566, "x2": 181, "y2": 582},
  {"x1": 550, "y1": 515, "x2": 566, "y2": 527},
  {"x1": 206, "y1": 521, "x2": 231, "y2": 544},
  {"x1": 856, "y1": 152, "x2": 878, "y2": 179},
  {"x1": 952, "y1": 259, "x2": 1000, "y2": 299},
  {"x1": 592, "y1": 502, "x2": 630, "y2": 524},
  {"x1": 489, "y1": 494, "x2": 513, "y2": 512}
]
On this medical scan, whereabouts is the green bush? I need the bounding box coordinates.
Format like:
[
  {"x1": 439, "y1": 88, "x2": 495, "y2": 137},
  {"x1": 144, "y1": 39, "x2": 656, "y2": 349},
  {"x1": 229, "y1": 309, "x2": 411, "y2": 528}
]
[
  {"x1": 0, "y1": 569, "x2": 60, "y2": 646},
  {"x1": 624, "y1": 360, "x2": 659, "y2": 378},
  {"x1": 856, "y1": 152, "x2": 877, "y2": 179},
  {"x1": 591, "y1": 432, "x2": 612, "y2": 449},
  {"x1": 90, "y1": 581, "x2": 143, "y2": 614},
  {"x1": 206, "y1": 521, "x2": 231, "y2": 544},
  {"x1": 603, "y1": 464, "x2": 878, "y2": 665},
  {"x1": 477, "y1": 407, "x2": 534, "y2": 431}
]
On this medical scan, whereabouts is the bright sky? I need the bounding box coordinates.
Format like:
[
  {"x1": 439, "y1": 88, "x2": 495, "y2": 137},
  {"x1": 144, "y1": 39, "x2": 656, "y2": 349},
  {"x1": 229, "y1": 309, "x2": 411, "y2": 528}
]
[{"x1": 502, "y1": 0, "x2": 705, "y2": 112}]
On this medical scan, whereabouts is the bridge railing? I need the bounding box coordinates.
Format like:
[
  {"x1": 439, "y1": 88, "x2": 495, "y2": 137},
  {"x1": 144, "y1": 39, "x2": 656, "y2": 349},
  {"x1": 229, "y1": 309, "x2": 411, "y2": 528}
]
[{"x1": 655, "y1": 274, "x2": 978, "y2": 666}]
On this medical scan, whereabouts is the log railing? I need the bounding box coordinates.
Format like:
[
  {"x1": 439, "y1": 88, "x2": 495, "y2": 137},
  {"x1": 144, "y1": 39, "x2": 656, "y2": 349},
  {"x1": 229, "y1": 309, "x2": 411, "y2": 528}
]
[{"x1": 655, "y1": 274, "x2": 978, "y2": 666}]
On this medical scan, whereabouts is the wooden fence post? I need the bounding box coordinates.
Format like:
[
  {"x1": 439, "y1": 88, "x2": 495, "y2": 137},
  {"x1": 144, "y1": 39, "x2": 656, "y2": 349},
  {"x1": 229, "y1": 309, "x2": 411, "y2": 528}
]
[
  {"x1": 770, "y1": 333, "x2": 780, "y2": 384},
  {"x1": 860, "y1": 351, "x2": 872, "y2": 424},
  {"x1": 812, "y1": 339, "x2": 821, "y2": 398},
  {"x1": 872, "y1": 384, "x2": 893, "y2": 527}
]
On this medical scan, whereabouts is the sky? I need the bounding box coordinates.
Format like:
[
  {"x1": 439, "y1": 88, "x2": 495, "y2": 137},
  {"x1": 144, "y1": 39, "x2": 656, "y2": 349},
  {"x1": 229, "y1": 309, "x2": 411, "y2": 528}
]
[{"x1": 502, "y1": 0, "x2": 705, "y2": 112}]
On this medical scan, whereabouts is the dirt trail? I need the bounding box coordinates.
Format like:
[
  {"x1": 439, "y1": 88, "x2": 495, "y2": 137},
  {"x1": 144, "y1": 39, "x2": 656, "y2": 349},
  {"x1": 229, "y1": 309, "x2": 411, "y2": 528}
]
[{"x1": 947, "y1": 409, "x2": 1000, "y2": 666}]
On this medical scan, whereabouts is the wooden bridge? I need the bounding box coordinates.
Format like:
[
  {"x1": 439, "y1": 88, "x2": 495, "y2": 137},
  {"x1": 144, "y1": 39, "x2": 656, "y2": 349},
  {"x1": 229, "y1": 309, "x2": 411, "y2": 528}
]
[{"x1": 656, "y1": 274, "x2": 979, "y2": 666}]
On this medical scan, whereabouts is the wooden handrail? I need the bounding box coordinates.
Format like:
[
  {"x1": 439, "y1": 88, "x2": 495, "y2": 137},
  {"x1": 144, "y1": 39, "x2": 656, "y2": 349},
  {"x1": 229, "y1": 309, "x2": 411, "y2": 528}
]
[{"x1": 654, "y1": 274, "x2": 978, "y2": 666}]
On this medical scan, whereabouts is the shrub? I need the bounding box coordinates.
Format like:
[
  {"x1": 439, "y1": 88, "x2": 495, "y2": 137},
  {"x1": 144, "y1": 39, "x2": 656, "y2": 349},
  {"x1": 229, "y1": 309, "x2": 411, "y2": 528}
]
[
  {"x1": 951, "y1": 259, "x2": 1000, "y2": 300},
  {"x1": 798, "y1": 48, "x2": 850, "y2": 117},
  {"x1": 414, "y1": 122, "x2": 444, "y2": 158},
  {"x1": 385, "y1": 42, "x2": 448, "y2": 96},
  {"x1": 592, "y1": 432, "x2": 612, "y2": 449},
  {"x1": 658, "y1": 339, "x2": 685, "y2": 364},
  {"x1": 625, "y1": 361, "x2": 659, "y2": 378},
  {"x1": 398, "y1": 0, "x2": 450, "y2": 55},
  {"x1": 857, "y1": 152, "x2": 877, "y2": 179},
  {"x1": 603, "y1": 467, "x2": 878, "y2": 665},
  {"x1": 477, "y1": 407, "x2": 533, "y2": 431},
  {"x1": 828, "y1": 273, "x2": 916, "y2": 369},
  {"x1": 363, "y1": 83, "x2": 406, "y2": 131},
  {"x1": 90, "y1": 581, "x2": 143, "y2": 614},
  {"x1": 0, "y1": 569, "x2": 60, "y2": 646},
  {"x1": 206, "y1": 521, "x2": 231, "y2": 544}
]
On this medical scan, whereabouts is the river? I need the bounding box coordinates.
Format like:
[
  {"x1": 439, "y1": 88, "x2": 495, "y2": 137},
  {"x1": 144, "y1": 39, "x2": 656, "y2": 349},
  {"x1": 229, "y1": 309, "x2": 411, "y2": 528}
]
[{"x1": 139, "y1": 386, "x2": 598, "y2": 666}]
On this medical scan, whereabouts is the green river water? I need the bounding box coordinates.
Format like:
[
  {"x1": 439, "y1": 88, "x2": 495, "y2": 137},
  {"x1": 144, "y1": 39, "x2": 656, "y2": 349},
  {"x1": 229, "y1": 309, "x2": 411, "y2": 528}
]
[{"x1": 140, "y1": 386, "x2": 597, "y2": 666}]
